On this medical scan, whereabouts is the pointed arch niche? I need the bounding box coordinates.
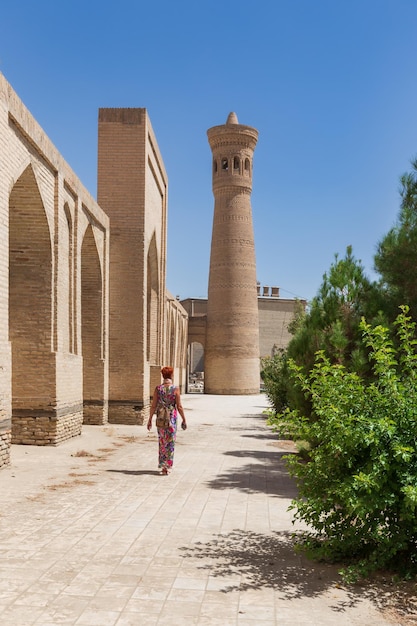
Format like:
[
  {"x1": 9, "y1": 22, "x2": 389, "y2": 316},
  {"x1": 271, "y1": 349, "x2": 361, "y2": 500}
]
[
  {"x1": 9, "y1": 165, "x2": 55, "y2": 442},
  {"x1": 81, "y1": 223, "x2": 106, "y2": 424},
  {"x1": 169, "y1": 315, "x2": 176, "y2": 366},
  {"x1": 63, "y1": 203, "x2": 74, "y2": 354},
  {"x1": 147, "y1": 233, "x2": 160, "y2": 364},
  {"x1": 147, "y1": 233, "x2": 161, "y2": 399}
]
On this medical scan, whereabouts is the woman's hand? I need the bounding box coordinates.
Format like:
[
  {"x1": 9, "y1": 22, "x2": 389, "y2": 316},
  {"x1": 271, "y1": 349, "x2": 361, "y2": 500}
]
[
  {"x1": 147, "y1": 418, "x2": 152, "y2": 431},
  {"x1": 181, "y1": 420, "x2": 187, "y2": 431}
]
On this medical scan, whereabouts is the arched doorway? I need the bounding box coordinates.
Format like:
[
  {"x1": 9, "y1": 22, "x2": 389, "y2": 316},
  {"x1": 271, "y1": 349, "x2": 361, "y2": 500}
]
[
  {"x1": 147, "y1": 233, "x2": 160, "y2": 396},
  {"x1": 188, "y1": 341, "x2": 204, "y2": 393},
  {"x1": 81, "y1": 224, "x2": 106, "y2": 424},
  {"x1": 9, "y1": 165, "x2": 55, "y2": 443}
]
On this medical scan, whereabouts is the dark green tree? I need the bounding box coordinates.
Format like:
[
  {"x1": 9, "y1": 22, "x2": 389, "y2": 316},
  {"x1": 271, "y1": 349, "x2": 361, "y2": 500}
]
[
  {"x1": 375, "y1": 157, "x2": 417, "y2": 321},
  {"x1": 288, "y1": 246, "x2": 383, "y2": 369},
  {"x1": 264, "y1": 247, "x2": 385, "y2": 421}
]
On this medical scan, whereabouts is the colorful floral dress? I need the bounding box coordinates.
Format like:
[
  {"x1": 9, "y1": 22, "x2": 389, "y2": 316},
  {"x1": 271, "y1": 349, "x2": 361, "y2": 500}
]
[{"x1": 156, "y1": 384, "x2": 178, "y2": 472}]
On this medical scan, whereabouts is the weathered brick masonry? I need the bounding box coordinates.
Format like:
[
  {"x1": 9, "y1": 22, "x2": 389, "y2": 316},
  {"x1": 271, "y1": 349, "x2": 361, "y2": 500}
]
[
  {"x1": 97, "y1": 108, "x2": 187, "y2": 425},
  {"x1": 0, "y1": 74, "x2": 187, "y2": 467},
  {"x1": 0, "y1": 72, "x2": 110, "y2": 456}
]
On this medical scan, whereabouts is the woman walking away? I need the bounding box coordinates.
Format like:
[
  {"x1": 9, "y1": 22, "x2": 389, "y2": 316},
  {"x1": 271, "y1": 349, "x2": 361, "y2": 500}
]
[{"x1": 147, "y1": 366, "x2": 187, "y2": 475}]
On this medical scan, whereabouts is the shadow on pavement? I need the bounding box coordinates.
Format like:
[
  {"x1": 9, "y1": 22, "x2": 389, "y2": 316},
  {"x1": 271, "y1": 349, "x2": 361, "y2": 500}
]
[
  {"x1": 241, "y1": 432, "x2": 282, "y2": 440},
  {"x1": 180, "y1": 529, "x2": 339, "y2": 596},
  {"x1": 178, "y1": 528, "x2": 414, "y2": 619},
  {"x1": 224, "y1": 449, "x2": 290, "y2": 460},
  {"x1": 107, "y1": 469, "x2": 161, "y2": 476},
  {"x1": 206, "y1": 450, "x2": 298, "y2": 498}
]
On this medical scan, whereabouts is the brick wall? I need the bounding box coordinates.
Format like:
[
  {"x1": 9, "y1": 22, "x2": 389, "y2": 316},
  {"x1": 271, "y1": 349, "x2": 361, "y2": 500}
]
[
  {"x1": 0, "y1": 75, "x2": 187, "y2": 468},
  {"x1": 258, "y1": 297, "x2": 307, "y2": 356},
  {"x1": 12, "y1": 411, "x2": 83, "y2": 446},
  {"x1": 0, "y1": 72, "x2": 110, "y2": 465},
  {"x1": 182, "y1": 296, "x2": 306, "y2": 374},
  {"x1": 0, "y1": 428, "x2": 11, "y2": 466}
]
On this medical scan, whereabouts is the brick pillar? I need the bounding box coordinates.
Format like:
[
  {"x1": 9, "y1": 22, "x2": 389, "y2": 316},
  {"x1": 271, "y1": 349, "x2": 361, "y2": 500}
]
[{"x1": 97, "y1": 108, "x2": 167, "y2": 423}]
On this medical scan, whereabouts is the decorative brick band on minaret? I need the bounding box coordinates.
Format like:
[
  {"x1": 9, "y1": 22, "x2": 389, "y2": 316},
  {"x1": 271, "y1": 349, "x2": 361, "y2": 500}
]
[{"x1": 205, "y1": 112, "x2": 260, "y2": 394}]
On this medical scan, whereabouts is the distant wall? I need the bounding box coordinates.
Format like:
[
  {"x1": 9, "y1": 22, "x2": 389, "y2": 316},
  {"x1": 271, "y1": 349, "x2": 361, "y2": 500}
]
[
  {"x1": 258, "y1": 297, "x2": 304, "y2": 356},
  {"x1": 182, "y1": 294, "x2": 306, "y2": 371}
]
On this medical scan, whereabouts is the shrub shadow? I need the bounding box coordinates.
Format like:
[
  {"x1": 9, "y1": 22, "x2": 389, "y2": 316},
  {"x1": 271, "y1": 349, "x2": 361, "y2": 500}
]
[
  {"x1": 206, "y1": 449, "x2": 298, "y2": 498},
  {"x1": 179, "y1": 529, "x2": 415, "y2": 618},
  {"x1": 107, "y1": 469, "x2": 161, "y2": 476},
  {"x1": 180, "y1": 530, "x2": 337, "y2": 596},
  {"x1": 241, "y1": 432, "x2": 282, "y2": 440}
]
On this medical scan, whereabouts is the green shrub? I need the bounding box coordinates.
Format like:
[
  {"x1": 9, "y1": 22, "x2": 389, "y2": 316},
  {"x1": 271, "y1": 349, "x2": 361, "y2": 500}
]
[
  {"x1": 283, "y1": 306, "x2": 417, "y2": 582},
  {"x1": 260, "y1": 351, "x2": 288, "y2": 415}
]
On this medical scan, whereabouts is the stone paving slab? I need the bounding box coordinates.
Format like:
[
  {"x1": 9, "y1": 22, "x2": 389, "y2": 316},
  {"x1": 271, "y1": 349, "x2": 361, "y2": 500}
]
[{"x1": 0, "y1": 393, "x2": 402, "y2": 625}]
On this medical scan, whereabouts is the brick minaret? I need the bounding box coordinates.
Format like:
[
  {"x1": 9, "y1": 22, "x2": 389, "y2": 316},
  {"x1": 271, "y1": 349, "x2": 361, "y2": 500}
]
[{"x1": 205, "y1": 112, "x2": 260, "y2": 394}]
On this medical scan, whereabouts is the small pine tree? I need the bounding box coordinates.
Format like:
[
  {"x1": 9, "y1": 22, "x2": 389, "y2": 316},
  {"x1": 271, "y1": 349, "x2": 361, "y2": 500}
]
[
  {"x1": 375, "y1": 157, "x2": 417, "y2": 322},
  {"x1": 264, "y1": 247, "x2": 385, "y2": 424}
]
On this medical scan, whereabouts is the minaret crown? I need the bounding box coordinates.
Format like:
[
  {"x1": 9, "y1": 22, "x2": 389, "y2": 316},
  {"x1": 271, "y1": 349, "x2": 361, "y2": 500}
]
[{"x1": 226, "y1": 112, "x2": 238, "y2": 125}]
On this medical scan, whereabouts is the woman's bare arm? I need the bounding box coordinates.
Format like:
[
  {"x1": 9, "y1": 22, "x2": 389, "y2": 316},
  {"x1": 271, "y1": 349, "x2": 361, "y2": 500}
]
[
  {"x1": 175, "y1": 387, "x2": 187, "y2": 428},
  {"x1": 147, "y1": 387, "x2": 159, "y2": 430}
]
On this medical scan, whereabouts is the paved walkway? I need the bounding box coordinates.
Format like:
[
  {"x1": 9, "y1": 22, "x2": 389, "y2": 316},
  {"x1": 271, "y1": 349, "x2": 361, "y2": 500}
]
[{"x1": 0, "y1": 393, "x2": 401, "y2": 625}]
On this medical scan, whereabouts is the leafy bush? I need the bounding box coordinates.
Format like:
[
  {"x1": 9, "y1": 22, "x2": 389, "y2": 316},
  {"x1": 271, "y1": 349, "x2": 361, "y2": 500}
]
[
  {"x1": 282, "y1": 306, "x2": 417, "y2": 582},
  {"x1": 260, "y1": 350, "x2": 288, "y2": 414}
]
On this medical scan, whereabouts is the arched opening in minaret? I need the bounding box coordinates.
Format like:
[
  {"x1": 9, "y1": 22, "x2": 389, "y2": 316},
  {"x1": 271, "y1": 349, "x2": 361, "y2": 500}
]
[
  {"x1": 233, "y1": 156, "x2": 240, "y2": 172},
  {"x1": 213, "y1": 159, "x2": 218, "y2": 173},
  {"x1": 221, "y1": 158, "x2": 228, "y2": 171},
  {"x1": 245, "y1": 158, "x2": 251, "y2": 174}
]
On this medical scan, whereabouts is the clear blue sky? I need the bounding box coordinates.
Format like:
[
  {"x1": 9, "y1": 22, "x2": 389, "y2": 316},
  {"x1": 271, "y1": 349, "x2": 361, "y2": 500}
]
[{"x1": 2, "y1": 1, "x2": 417, "y2": 303}]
